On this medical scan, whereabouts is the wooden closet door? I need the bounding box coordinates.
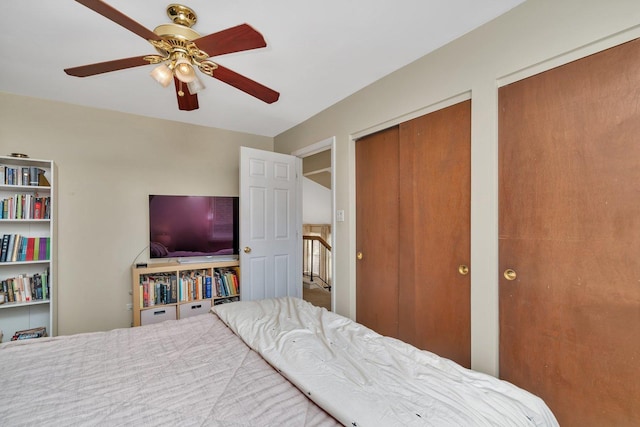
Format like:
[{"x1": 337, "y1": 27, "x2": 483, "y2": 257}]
[
  {"x1": 398, "y1": 101, "x2": 471, "y2": 367},
  {"x1": 355, "y1": 126, "x2": 400, "y2": 337},
  {"x1": 499, "y1": 38, "x2": 640, "y2": 426}
]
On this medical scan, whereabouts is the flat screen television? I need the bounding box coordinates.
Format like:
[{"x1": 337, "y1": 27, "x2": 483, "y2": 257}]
[{"x1": 148, "y1": 195, "x2": 239, "y2": 260}]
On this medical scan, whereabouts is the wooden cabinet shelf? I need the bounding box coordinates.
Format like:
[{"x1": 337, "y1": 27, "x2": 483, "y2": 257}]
[{"x1": 131, "y1": 260, "x2": 240, "y2": 327}]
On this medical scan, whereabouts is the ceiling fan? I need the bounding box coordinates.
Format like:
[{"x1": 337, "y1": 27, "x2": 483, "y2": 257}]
[{"x1": 64, "y1": 0, "x2": 279, "y2": 111}]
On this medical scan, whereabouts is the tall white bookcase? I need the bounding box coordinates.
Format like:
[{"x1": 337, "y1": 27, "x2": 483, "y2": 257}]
[{"x1": 0, "y1": 155, "x2": 56, "y2": 343}]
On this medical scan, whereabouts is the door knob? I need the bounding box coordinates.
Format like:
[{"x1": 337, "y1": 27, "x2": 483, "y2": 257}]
[
  {"x1": 356, "y1": 251, "x2": 363, "y2": 260},
  {"x1": 503, "y1": 269, "x2": 517, "y2": 281},
  {"x1": 244, "y1": 246, "x2": 252, "y2": 254},
  {"x1": 458, "y1": 265, "x2": 469, "y2": 275}
]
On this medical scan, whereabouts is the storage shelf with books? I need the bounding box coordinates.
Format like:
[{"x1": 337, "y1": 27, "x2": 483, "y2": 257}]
[
  {"x1": 0, "y1": 155, "x2": 56, "y2": 343},
  {"x1": 131, "y1": 260, "x2": 240, "y2": 327}
]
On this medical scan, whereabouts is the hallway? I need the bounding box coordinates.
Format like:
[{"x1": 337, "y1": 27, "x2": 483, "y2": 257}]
[{"x1": 303, "y1": 286, "x2": 331, "y2": 311}]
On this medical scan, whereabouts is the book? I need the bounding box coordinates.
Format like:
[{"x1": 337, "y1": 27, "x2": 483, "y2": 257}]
[
  {"x1": 29, "y1": 167, "x2": 38, "y2": 186},
  {"x1": 21, "y1": 275, "x2": 32, "y2": 301},
  {"x1": 15, "y1": 194, "x2": 22, "y2": 219},
  {"x1": 39, "y1": 237, "x2": 48, "y2": 260},
  {"x1": 0, "y1": 234, "x2": 9, "y2": 262},
  {"x1": 214, "y1": 271, "x2": 222, "y2": 296},
  {"x1": 12, "y1": 276, "x2": 22, "y2": 302},
  {"x1": 17, "y1": 236, "x2": 27, "y2": 261},
  {"x1": 6, "y1": 278, "x2": 15, "y2": 302},
  {"x1": 205, "y1": 275, "x2": 212, "y2": 298},
  {"x1": 11, "y1": 326, "x2": 47, "y2": 341},
  {"x1": 33, "y1": 198, "x2": 40, "y2": 219},
  {"x1": 16, "y1": 236, "x2": 22, "y2": 261},
  {"x1": 6, "y1": 234, "x2": 16, "y2": 262},
  {"x1": 32, "y1": 274, "x2": 42, "y2": 299},
  {"x1": 38, "y1": 169, "x2": 50, "y2": 187},
  {"x1": 11, "y1": 235, "x2": 21, "y2": 262},
  {"x1": 21, "y1": 167, "x2": 30, "y2": 186},
  {"x1": 26, "y1": 237, "x2": 35, "y2": 261},
  {"x1": 5, "y1": 167, "x2": 15, "y2": 185},
  {"x1": 170, "y1": 276, "x2": 177, "y2": 303},
  {"x1": 41, "y1": 270, "x2": 48, "y2": 300}
]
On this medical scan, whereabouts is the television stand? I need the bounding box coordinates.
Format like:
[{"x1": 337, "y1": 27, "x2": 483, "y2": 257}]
[{"x1": 132, "y1": 259, "x2": 240, "y2": 327}]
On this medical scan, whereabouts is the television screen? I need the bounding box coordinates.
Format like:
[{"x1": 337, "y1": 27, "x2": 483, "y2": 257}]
[{"x1": 149, "y1": 195, "x2": 239, "y2": 259}]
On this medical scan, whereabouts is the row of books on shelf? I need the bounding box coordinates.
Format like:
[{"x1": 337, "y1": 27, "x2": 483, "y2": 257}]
[
  {"x1": 1, "y1": 194, "x2": 51, "y2": 220},
  {"x1": 139, "y1": 267, "x2": 239, "y2": 308},
  {"x1": 0, "y1": 235, "x2": 50, "y2": 263},
  {"x1": 1, "y1": 270, "x2": 50, "y2": 303},
  {"x1": 0, "y1": 165, "x2": 50, "y2": 187}
]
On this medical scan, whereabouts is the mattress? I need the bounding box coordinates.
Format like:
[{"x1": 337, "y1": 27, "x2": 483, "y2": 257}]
[
  {"x1": 0, "y1": 312, "x2": 339, "y2": 426},
  {"x1": 213, "y1": 297, "x2": 559, "y2": 427}
]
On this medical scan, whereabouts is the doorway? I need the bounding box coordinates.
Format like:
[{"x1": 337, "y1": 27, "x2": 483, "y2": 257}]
[{"x1": 292, "y1": 137, "x2": 336, "y2": 311}]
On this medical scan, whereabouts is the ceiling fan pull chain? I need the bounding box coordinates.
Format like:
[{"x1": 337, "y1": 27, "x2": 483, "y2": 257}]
[{"x1": 178, "y1": 81, "x2": 185, "y2": 97}]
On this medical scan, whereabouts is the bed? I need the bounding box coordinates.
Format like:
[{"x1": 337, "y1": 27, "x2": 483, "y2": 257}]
[{"x1": 0, "y1": 297, "x2": 558, "y2": 426}]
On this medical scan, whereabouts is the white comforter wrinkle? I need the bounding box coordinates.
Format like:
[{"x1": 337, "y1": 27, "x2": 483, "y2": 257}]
[{"x1": 213, "y1": 297, "x2": 559, "y2": 427}]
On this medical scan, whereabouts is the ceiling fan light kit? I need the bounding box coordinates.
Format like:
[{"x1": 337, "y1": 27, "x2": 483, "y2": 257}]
[
  {"x1": 150, "y1": 63, "x2": 173, "y2": 87},
  {"x1": 173, "y1": 58, "x2": 197, "y2": 83},
  {"x1": 187, "y1": 76, "x2": 205, "y2": 94},
  {"x1": 64, "y1": 1, "x2": 280, "y2": 111}
]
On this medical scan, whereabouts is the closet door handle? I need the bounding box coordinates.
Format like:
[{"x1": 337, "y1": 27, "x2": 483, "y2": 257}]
[
  {"x1": 244, "y1": 246, "x2": 252, "y2": 253},
  {"x1": 504, "y1": 269, "x2": 517, "y2": 281},
  {"x1": 356, "y1": 251, "x2": 363, "y2": 260},
  {"x1": 458, "y1": 265, "x2": 469, "y2": 275}
]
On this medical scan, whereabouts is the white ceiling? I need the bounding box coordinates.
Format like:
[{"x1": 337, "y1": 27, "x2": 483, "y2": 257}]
[{"x1": 2, "y1": 0, "x2": 524, "y2": 137}]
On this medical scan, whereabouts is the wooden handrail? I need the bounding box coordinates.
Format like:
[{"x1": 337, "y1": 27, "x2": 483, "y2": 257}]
[
  {"x1": 302, "y1": 234, "x2": 331, "y2": 290},
  {"x1": 303, "y1": 235, "x2": 331, "y2": 250}
]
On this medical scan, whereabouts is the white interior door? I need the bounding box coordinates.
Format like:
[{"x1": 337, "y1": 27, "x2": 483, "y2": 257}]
[{"x1": 239, "y1": 146, "x2": 302, "y2": 300}]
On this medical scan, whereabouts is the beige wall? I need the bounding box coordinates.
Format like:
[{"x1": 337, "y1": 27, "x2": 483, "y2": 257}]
[
  {"x1": 274, "y1": 0, "x2": 640, "y2": 375},
  {"x1": 0, "y1": 93, "x2": 272, "y2": 335}
]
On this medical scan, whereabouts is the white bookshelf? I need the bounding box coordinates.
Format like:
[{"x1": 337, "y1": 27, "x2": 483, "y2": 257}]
[{"x1": 0, "y1": 155, "x2": 56, "y2": 343}]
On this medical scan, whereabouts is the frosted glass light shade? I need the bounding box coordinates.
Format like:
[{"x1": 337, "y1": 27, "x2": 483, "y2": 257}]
[
  {"x1": 150, "y1": 64, "x2": 173, "y2": 87},
  {"x1": 174, "y1": 59, "x2": 197, "y2": 83},
  {"x1": 187, "y1": 76, "x2": 205, "y2": 94}
]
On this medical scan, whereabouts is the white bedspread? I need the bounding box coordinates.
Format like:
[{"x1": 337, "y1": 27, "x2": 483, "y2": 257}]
[{"x1": 213, "y1": 297, "x2": 559, "y2": 427}]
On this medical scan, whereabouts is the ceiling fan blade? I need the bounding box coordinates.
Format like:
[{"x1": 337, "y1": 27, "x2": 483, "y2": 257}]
[
  {"x1": 64, "y1": 56, "x2": 150, "y2": 77},
  {"x1": 194, "y1": 24, "x2": 267, "y2": 57},
  {"x1": 174, "y1": 77, "x2": 199, "y2": 111},
  {"x1": 211, "y1": 64, "x2": 280, "y2": 104},
  {"x1": 75, "y1": 0, "x2": 160, "y2": 41}
]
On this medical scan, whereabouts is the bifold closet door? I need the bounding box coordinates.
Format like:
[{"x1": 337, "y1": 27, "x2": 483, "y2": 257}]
[
  {"x1": 355, "y1": 126, "x2": 400, "y2": 338},
  {"x1": 499, "y1": 38, "x2": 640, "y2": 426},
  {"x1": 398, "y1": 101, "x2": 471, "y2": 367}
]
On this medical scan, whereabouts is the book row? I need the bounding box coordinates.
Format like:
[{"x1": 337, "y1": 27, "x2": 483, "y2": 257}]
[
  {"x1": 139, "y1": 267, "x2": 240, "y2": 308},
  {"x1": 1, "y1": 270, "x2": 50, "y2": 303},
  {"x1": 0, "y1": 235, "x2": 51, "y2": 263},
  {"x1": 0, "y1": 165, "x2": 50, "y2": 187},
  {"x1": 1, "y1": 194, "x2": 51, "y2": 220}
]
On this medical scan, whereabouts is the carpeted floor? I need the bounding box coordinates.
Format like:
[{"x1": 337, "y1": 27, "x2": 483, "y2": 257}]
[{"x1": 303, "y1": 286, "x2": 331, "y2": 311}]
